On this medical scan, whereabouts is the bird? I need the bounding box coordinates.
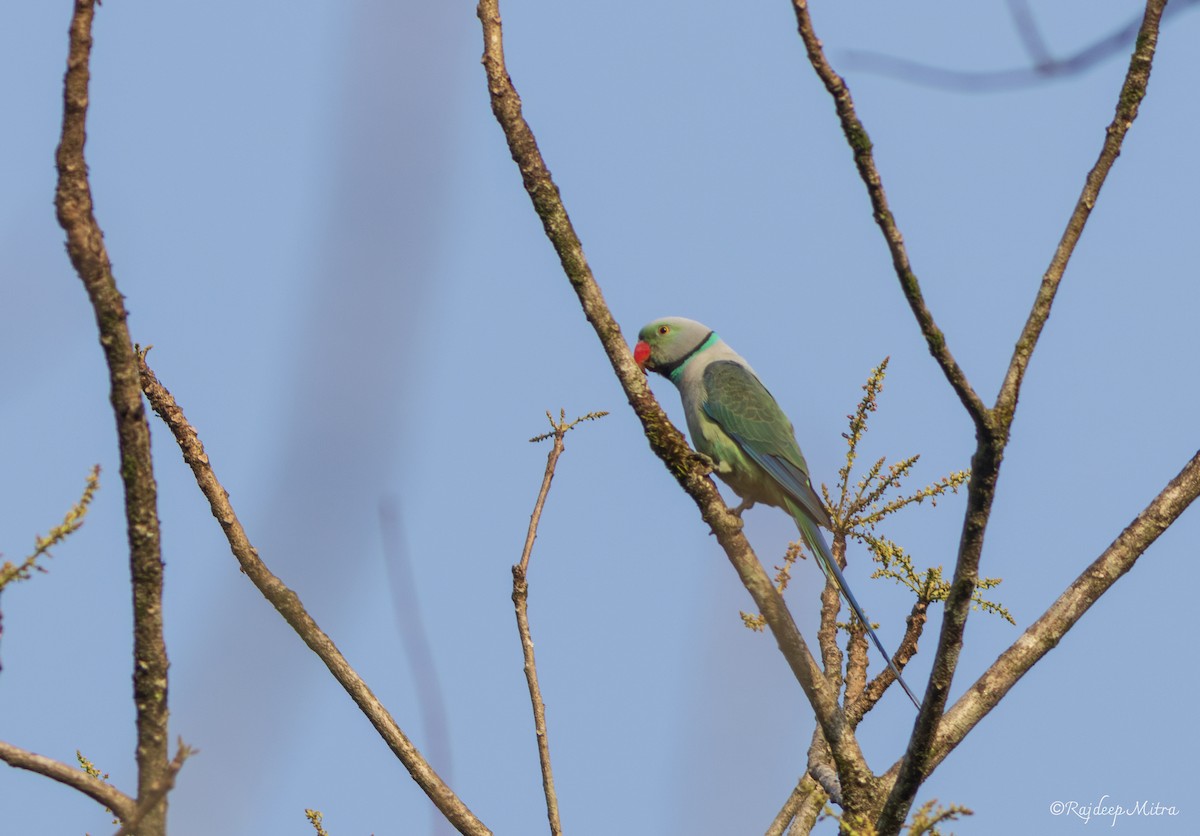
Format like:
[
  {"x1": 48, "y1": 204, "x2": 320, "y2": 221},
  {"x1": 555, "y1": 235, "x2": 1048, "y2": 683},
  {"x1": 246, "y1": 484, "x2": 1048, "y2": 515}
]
[{"x1": 634, "y1": 316, "x2": 921, "y2": 710}]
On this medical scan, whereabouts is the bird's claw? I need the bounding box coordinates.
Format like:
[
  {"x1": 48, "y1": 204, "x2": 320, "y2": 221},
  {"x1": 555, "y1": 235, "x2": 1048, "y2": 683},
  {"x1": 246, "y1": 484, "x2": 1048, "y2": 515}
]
[
  {"x1": 730, "y1": 499, "x2": 756, "y2": 517},
  {"x1": 692, "y1": 452, "x2": 716, "y2": 474}
]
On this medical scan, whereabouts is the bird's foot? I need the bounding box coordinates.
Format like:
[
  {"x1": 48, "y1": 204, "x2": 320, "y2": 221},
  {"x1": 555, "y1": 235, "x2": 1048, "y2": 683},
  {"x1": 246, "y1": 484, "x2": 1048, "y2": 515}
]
[
  {"x1": 691, "y1": 451, "x2": 716, "y2": 474},
  {"x1": 730, "y1": 499, "x2": 755, "y2": 517}
]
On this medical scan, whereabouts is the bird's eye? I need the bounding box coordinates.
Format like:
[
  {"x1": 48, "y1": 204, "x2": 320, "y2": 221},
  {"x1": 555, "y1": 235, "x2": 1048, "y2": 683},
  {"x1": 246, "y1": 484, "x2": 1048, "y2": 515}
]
[{"x1": 657, "y1": 325, "x2": 670, "y2": 335}]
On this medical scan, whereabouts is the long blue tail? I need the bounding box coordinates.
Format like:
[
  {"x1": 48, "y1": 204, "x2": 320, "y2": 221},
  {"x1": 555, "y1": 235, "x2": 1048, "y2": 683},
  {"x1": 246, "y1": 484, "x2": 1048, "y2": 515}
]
[{"x1": 793, "y1": 508, "x2": 921, "y2": 710}]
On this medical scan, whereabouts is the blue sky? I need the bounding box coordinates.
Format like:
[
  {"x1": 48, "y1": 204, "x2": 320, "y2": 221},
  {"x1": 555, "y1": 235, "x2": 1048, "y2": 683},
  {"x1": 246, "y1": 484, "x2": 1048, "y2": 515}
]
[{"x1": 3, "y1": 1, "x2": 1198, "y2": 834}]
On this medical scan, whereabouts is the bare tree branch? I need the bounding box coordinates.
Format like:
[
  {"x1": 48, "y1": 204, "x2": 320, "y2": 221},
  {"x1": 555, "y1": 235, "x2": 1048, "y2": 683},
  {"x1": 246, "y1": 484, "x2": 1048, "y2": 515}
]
[
  {"x1": 135, "y1": 353, "x2": 491, "y2": 836},
  {"x1": 0, "y1": 741, "x2": 135, "y2": 823},
  {"x1": 788, "y1": 0, "x2": 989, "y2": 430},
  {"x1": 54, "y1": 2, "x2": 170, "y2": 831},
  {"x1": 995, "y1": 0, "x2": 1166, "y2": 424},
  {"x1": 769, "y1": 727, "x2": 836, "y2": 835},
  {"x1": 112, "y1": 740, "x2": 194, "y2": 836},
  {"x1": 511, "y1": 410, "x2": 604, "y2": 836},
  {"x1": 475, "y1": 0, "x2": 881, "y2": 802},
  {"x1": 767, "y1": 772, "x2": 825, "y2": 836},
  {"x1": 883, "y1": 447, "x2": 1200, "y2": 787},
  {"x1": 846, "y1": 599, "x2": 929, "y2": 728},
  {"x1": 815, "y1": 564, "x2": 844, "y2": 700}
]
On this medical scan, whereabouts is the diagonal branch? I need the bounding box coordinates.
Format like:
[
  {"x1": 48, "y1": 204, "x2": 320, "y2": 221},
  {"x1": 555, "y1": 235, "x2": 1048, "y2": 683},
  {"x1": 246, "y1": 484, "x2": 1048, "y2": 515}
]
[
  {"x1": 476, "y1": 0, "x2": 875, "y2": 797},
  {"x1": 881, "y1": 447, "x2": 1200, "y2": 789},
  {"x1": 788, "y1": 0, "x2": 989, "y2": 431},
  {"x1": 55, "y1": 2, "x2": 170, "y2": 832},
  {"x1": 135, "y1": 353, "x2": 491, "y2": 836},
  {"x1": 765, "y1": 775, "x2": 822, "y2": 836},
  {"x1": 995, "y1": 0, "x2": 1167, "y2": 424},
  {"x1": 0, "y1": 741, "x2": 136, "y2": 823}
]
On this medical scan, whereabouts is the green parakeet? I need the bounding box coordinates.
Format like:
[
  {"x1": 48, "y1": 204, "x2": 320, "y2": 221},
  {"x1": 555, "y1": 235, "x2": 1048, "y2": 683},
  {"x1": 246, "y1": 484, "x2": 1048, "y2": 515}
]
[{"x1": 635, "y1": 316, "x2": 920, "y2": 709}]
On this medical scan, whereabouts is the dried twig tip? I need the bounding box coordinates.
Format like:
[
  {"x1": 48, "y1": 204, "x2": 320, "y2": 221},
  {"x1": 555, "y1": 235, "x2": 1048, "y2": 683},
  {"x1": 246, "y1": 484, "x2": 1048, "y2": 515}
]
[{"x1": 529, "y1": 408, "x2": 609, "y2": 442}]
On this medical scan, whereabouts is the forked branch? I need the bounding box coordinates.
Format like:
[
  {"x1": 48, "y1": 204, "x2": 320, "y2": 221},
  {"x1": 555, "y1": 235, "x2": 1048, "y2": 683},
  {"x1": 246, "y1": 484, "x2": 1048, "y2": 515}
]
[
  {"x1": 136, "y1": 352, "x2": 491, "y2": 836},
  {"x1": 111, "y1": 741, "x2": 195, "y2": 836}
]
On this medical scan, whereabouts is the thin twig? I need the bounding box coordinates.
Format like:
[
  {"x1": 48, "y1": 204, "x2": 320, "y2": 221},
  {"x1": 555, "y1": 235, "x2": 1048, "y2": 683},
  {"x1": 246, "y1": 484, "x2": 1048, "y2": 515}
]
[
  {"x1": 55, "y1": 2, "x2": 170, "y2": 832},
  {"x1": 0, "y1": 741, "x2": 136, "y2": 822},
  {"x1": 788, "y1": 0, "x2": 989, "y2": 431},
  {"x1": 994, "y1": 0, "x2": 1167, "y2": 424},
  {"x1": 0, "y1": 465, "x2": 100, "y2": 594},
  {"x1": 475, "y1": 0, "x2": 874, "y2": 796},
  {"x1": 136, "y1": 352, "x2": 491, "y2": 836},
  {"x1": 512, "y1": 410, "x2": 602, "y2": 836}
]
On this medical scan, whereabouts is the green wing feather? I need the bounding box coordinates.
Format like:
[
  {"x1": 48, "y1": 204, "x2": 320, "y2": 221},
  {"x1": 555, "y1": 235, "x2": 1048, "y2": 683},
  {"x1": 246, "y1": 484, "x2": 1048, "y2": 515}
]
[
  {"x1": 701, "y1": 360, "x2": 831, "y2": 528},
  {"x1": 702, "y1": 360, "x2": 921, "y2": 709}
]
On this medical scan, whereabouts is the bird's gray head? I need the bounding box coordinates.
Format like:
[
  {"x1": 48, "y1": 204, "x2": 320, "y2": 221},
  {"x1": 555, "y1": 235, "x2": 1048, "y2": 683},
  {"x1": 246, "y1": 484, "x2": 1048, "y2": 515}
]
[{"x1": 634, "y1": 317, "x2": 717, "y2": 378}]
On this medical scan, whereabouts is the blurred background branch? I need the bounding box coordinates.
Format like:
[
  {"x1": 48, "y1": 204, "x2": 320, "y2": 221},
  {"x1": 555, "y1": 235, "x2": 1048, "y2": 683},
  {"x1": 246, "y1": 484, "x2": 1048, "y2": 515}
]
[{"x1": 842, "y1": 0, "x2": 1199, "y2": 92}]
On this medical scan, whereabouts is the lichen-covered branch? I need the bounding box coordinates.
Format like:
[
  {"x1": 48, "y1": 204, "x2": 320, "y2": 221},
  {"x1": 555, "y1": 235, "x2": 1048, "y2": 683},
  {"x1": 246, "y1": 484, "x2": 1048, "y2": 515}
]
[
  {"x1": 111, "y1": 740, "x2": 194, "y2": 836},
  {"x1": 136, "y1": 353, "x2": 491, "y2": 836},
  {"x1": 882, "y1": 447, "x2": 1200, "y2": 789},
  {"x1": 475, "y1": 0, "x2": 877, "y2": 794},
  {"x1": 54, "y1": 2, "x2": 170, "y2": 831},
  {"x1": 766, "y1": 775, "x2": 823, "y2": 836},
  {"x1": 788, "y1": 0, "x2": 988, "y2": 429},
  {"x1": 767, "y1": 726, "x2": 840, "y2": 836}
]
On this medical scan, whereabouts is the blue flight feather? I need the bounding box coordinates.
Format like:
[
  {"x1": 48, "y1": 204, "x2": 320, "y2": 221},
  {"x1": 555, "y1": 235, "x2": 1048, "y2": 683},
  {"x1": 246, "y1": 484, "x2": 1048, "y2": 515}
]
[
  {"x1": 791, "y1": 505, "x2": 922, "y2": 710},
  {"x1": 701, "y1": 361, "x2": 921, "y2": 709}
]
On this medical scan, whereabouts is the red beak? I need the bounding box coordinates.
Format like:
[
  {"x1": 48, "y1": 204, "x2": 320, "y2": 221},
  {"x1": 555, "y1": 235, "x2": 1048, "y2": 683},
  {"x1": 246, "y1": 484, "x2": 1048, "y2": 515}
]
[{"x1": 634, "y1": 340, "x2": 651, "y2": 370}]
